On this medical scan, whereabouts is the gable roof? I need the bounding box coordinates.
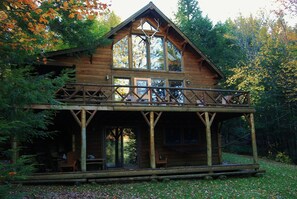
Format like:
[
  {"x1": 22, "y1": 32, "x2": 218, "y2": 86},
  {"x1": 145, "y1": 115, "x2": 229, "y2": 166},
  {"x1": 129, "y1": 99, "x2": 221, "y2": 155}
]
[
  {"x1": 106, "y1": 2, "x2": 224, "y2": 79},
  {"x1": 42, "y1": 2, "x2": 224, "y2": 79}
]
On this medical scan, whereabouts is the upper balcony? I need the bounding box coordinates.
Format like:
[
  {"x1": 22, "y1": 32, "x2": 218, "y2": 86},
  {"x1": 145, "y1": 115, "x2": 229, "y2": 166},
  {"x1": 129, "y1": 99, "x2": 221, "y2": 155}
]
[{"x1": 46, "y1": 83, "x2": 255, "y2": 114}]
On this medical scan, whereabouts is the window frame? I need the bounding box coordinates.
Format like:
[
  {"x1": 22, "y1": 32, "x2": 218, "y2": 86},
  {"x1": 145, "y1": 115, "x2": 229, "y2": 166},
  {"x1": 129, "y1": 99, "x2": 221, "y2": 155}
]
[{"x1": 113, "y1": 77, "x2": 131, "y2": 101}]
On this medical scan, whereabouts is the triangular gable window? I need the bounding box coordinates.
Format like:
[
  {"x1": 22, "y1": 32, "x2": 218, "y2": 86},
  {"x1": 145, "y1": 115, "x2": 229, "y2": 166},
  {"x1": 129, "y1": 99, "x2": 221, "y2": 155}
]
[{"x1": 137, "y1": 21, "x2": 158, "y2": 32}]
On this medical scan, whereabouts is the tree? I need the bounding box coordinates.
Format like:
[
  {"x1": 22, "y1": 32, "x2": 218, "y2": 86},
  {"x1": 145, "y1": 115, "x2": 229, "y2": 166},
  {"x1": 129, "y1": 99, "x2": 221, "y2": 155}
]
[
  {"x1": 225, "y1": 13, "x2": 297, "y2": 162},
  {"x1": 0, "y1": 0, "x2": 108, "y2": 58},
  {"x1": 0, "y1": 0, "x2": 109, "y2": 192},
  {"x1": 175, "y1": 0, "x2": 212, "y2": 53},
  {"x1": 174, "y1": 0, "x2": 242, "y2": 71}
]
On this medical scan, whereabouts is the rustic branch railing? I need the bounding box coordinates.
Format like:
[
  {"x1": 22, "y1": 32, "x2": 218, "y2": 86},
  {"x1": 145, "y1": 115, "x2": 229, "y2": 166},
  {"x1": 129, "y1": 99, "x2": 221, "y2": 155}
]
[{"x1": 55, "y1": 83, "x2": 251, "y2": 107}]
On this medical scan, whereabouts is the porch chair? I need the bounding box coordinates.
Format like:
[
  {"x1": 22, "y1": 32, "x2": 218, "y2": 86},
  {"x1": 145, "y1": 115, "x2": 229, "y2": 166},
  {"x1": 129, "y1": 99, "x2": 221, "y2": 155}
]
[
  {"x1": 58, "y1": 151, "x2": 78, "y2": 172},
  {"x1": 155, "y1": 151, "x2": 167, "y2": 168}
]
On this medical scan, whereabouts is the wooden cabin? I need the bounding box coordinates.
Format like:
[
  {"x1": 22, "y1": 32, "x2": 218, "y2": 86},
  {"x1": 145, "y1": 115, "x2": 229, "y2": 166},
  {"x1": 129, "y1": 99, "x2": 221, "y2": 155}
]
[{"x1": 24, "y1": 3, "x2": 261, "y2": 183}]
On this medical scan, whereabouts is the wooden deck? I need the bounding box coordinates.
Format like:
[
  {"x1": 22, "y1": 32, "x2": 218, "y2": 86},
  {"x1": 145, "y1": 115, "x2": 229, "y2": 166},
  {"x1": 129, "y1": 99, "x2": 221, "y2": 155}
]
[
  {"x1": 20, "y1": 164, "x2": 264, "y2": 184},
  {"x1": 31, "y1": 83, "x2": 255, "y2": 114}
]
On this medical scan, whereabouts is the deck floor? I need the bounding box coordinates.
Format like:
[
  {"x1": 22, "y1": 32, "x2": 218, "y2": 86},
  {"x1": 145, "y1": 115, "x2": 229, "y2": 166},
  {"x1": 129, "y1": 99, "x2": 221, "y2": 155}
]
[{"x1": 20, "y1": 164, "x2": 264, "y2": 184}]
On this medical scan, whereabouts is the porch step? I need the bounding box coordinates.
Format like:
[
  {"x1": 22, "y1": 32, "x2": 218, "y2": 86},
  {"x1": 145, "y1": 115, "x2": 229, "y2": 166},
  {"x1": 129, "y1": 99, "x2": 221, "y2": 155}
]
[{"x1": 18, "y1": 164, "x2": 264, "y2": 184}]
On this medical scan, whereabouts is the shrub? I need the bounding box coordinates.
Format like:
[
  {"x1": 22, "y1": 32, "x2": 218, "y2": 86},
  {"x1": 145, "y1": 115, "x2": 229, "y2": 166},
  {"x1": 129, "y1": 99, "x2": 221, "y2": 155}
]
[
  {"x1": 275, "y1": 152, "x2": 292, "y2": 164},
  {"x1": 0, "y1": 155, "x2": 35, "y2": 199}
]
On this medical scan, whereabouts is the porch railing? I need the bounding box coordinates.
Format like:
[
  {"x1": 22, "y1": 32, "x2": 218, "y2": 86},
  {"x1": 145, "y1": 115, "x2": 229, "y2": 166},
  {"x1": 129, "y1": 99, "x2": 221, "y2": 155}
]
[{"x1": 55, "y1": 83, "x2": 251, "y2": 107}]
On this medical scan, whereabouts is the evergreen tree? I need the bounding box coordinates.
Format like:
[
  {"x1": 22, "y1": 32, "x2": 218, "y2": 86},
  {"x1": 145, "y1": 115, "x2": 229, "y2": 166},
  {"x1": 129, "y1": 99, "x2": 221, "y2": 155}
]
[
  {"x1": 175, "y1": 0, "x2": 242, "y2": 71},
  {"x1": 0, "y1": 0, "x2": 109, "y2": 192}
]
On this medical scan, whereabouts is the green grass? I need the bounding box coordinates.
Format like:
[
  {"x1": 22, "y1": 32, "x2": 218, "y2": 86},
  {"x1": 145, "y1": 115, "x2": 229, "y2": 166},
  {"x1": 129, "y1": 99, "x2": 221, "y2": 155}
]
[{"x1": 8, "y1": 153, "x2": 297, "y2": 199}]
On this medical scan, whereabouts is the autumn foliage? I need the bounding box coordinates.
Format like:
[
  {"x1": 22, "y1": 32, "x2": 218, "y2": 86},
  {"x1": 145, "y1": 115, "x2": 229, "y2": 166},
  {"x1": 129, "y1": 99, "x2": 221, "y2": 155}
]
[{"x1": 0, "y1": 0, "x2": 109, "y2": 56}]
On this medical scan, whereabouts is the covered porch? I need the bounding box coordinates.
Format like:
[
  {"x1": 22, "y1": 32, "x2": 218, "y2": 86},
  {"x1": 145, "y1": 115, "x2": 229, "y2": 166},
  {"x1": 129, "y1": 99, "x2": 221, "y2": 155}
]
[{"x1": 20, "y1": 83, "x2": 260, "y2": 182}]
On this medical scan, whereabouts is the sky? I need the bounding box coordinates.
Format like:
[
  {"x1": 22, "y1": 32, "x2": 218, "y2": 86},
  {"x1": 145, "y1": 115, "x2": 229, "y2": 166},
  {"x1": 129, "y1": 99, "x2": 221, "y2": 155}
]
[{"x1": 108, "y1": 0, "x2": 280, "y2": 24}]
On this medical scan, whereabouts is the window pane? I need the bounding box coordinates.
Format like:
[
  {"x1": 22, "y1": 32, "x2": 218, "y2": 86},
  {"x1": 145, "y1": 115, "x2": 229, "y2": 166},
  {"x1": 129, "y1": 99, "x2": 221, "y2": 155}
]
[
  {"x1": 169, "y1": 80, "x2": 184, "y2": 103},
  {"x1": 167, "y1": 41, "x2": 182, "y2": 71},
  {"x1": 151, "y1": 79, "x2": 166, "y2": 102},
  {"x1": 113, "y1": 36, "x2": 129, "y2": 68},
  {"x1": 150, "y1": 37, "x2": 165, "y2": 71},
  {"x1": 132, "y1": 35, "x2": 147, "y2": 69},
  {"x1": 136, "y1": 80, "x2": 148, "y2": 95},
  {"x1": 137, "y1": 21, "x2": 158, "y2": 32},
  {"x1": 114, "y1": 78, "x2": 130, "y2": 101}
]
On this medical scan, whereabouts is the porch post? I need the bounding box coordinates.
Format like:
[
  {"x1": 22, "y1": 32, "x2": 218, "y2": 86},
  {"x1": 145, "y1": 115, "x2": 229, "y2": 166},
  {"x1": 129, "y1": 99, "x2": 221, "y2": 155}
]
[
  {"x1": 250, "y1": 113, "x2": 258, "y2": 164},
  {"x1": 149, "y1": 111, "x2": 156, "y2": 169},
  {"x1": 81, "y1": 108, "x2": 87, "y2": 172},
  {"x1": 205, "y1": 112, "x2": 212, "y2": 166},
  {"x1": 217, "y1": 122, "x2": 222, "y2": 164},
  {"x1": 11, "y1": 136, "x2": 18, "y2": 164}
]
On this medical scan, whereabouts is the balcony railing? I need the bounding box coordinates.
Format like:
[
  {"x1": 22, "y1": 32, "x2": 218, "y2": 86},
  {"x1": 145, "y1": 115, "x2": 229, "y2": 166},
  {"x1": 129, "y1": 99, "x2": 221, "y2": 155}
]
[{"x1": 55, "y1": 83, "x2": 251, "y2": 108}]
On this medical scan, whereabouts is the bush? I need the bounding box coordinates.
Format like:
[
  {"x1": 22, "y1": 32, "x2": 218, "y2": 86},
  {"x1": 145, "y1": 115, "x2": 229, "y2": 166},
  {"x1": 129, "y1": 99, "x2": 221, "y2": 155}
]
[
  {"x1": 0, "y1": 155, "x2": 35, "y2": 199},
  {"x1": 275, "y1": 152, "x2": 292, "y2": 164}
]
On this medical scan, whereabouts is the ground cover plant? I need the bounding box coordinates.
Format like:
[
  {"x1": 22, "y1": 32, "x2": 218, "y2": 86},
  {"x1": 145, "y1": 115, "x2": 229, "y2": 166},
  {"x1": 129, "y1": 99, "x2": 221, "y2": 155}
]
[{"x1": 6, "y1": 153, "x2": 297, "y2": 199}]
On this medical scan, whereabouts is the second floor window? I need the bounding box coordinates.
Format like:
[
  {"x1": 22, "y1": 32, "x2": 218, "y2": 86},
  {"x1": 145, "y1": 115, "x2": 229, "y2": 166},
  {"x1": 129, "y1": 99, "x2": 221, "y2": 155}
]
[
  {"x1": 113, "y1": 36, "x2": 129, "y2": 69},
  {"x1": 113, "y1": 31, "x2": 182, "y2": 71}
]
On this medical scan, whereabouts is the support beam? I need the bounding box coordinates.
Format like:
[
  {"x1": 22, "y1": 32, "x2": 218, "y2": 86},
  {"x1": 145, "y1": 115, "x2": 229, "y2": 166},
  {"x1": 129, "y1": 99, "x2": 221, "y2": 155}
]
[
  {"x1": 141, "y1": 111, "x2": 162, "y2": 169},
  {"x1": 149, "y1": 111, "x2": 156, "y2": 169},
  {"x1": 250, "y1": 113, "x2": 258, "y2": 164},
  {"x1": 197, "y1": 112, "x2": 216, "y2": 167},
  {"x1": 81, "y1": 109, "x2": 87, "y2": 172},
  {"x1": 217, "y1": 122, "x2": 223, "y2": 164},
  {"x1": 205, "y1": 112, "x2": 212, "y2": 166},
  {"x1": 70, "y1": 109, "x2": 97, "y2": 172}
]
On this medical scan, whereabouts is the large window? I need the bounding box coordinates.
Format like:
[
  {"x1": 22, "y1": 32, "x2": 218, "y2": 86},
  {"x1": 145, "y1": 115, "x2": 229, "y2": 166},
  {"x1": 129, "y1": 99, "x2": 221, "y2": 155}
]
[{"x1": 112, "y1": 25, "x2": 182, "y2": 72}]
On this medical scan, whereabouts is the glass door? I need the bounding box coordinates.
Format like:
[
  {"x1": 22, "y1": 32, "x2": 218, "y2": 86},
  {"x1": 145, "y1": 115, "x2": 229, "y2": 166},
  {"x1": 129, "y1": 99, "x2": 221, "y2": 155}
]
[{"x1": 105, "y1": 127, "x2": 137, "y2": 168}]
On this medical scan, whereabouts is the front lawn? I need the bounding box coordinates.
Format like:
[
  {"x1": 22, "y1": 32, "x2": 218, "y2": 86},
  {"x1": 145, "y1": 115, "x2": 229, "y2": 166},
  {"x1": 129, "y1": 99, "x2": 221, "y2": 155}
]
[{"x1": 8, "y1": 153, "x2": 297, "y2": 198}]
